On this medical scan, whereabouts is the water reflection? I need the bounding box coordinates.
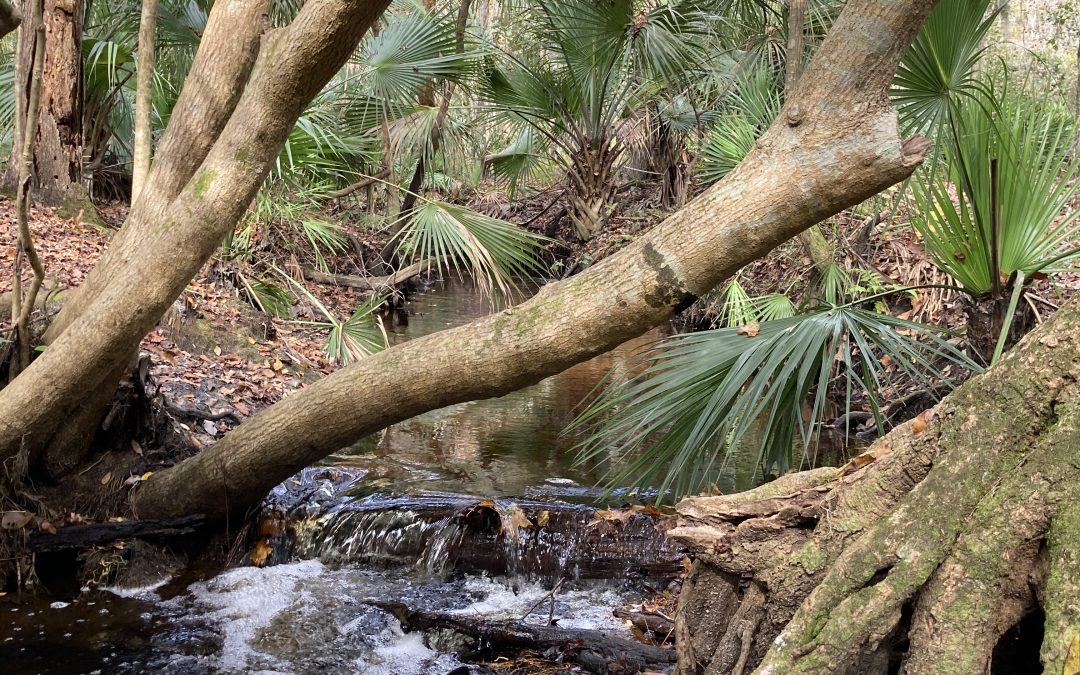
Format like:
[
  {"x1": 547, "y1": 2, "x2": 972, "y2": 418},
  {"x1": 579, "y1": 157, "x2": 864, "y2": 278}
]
[{"x1": 326, "y1": 279, "x2": 855, "y2": 501}]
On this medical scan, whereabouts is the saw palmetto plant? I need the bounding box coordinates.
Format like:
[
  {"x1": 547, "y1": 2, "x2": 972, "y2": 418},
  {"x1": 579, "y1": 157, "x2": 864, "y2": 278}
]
[{"x1": 482, "y1": 0, "x2": 716, "y2": 240}]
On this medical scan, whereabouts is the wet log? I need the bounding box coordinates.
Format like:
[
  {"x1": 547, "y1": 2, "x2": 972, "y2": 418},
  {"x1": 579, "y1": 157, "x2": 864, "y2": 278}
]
[
  {"x1": 279, "y1": 487, "x2": 686, "y2": 579},
  {"x1": 368, "y1": 599, "x2": 677, "y2": 675},
  {"x1": 28, "y1": 515, "x2": 206, "y2": 552},
  {"x1": 301, "y1": 261, "x2": 429, "y2": 292},
  {"x1": 613, "y1": 608, "x2": 676, "y2": 643}
]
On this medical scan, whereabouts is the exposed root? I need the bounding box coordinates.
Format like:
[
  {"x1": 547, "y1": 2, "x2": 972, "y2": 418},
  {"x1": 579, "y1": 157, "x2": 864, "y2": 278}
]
[
  {"x1": 671, "y1": 305, "x2": 1080, "y2": 674},
  {"x1": 1041, "y1": 494, "x2": 1080, "y2": 672}
]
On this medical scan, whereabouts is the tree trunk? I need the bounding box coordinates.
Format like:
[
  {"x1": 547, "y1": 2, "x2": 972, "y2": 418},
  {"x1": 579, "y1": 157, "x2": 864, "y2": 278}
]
[
  {"x1": 0, "y1": 0, "x2": 933, "y2": 519},
  {"x1": 3, "y1": 0, "x2": 84, "y2": 207},
  {"x1": 122, "y1": 0, "x2": 937, "y2": 520},
  {"x1": 0, "y1": 0, "x2": 391, "y2": 470},
  {"x1": 785, "y1": 0, "x2": 835, "y2": 275},
  {"x1": 567, "y1": 139, "x2": 621, "y2": 241},
  {"x1": 670, "y1": 300, "x2": 1080, "y2": 674},
  {"x1": 130, "y1": 0, "x2": 159, "y2": 204}
]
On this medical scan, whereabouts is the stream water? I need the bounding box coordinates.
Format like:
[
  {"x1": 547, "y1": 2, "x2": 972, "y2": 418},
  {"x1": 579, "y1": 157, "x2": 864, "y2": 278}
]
[{"x1": 1, "y1": 281, "x2": 852, "y2": 675}]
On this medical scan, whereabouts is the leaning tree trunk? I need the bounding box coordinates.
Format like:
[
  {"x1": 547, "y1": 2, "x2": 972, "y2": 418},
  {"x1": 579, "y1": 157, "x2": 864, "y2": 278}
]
[
  {"x1": 671, "y1": 300, "x2": 1080, "y2": 674},
  {"x1": 127, "y1": 0, "x2": 936, "y2": 519},
  {"x1": 0, "y1": 0, "x2": 933, "y2": 518},
  {"x1": 3, "y1": 0, "x2": 84, "y2": 208}
]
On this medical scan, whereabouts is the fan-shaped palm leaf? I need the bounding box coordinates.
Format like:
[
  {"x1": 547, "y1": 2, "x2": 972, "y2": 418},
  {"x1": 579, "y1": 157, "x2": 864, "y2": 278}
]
[
  {"x1": 389, "y1": 200, "x2": 551, "y2": 300},
  {"x1": 892, "y1": 0, "x2": 999, "y2": 136},
  {"x1": 570, "y1": 303, "x2": 979, "y2": 499}
]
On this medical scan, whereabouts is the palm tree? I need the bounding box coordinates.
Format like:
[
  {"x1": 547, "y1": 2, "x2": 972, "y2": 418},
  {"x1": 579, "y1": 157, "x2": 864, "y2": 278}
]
[
  {"x1": 483, "y1": 0, "x2": 714, "y2": 240},
  {"x1": 910, "y1": 84, "x2": 1080, "y2": 362}
]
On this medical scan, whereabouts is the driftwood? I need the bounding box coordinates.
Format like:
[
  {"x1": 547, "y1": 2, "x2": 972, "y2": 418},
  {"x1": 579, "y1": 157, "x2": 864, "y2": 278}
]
[
  {"x1": 323, "y1": 168, "x2": 392, "y2": 200},
  {"x1": 368, "y1": 599, "x2": 677, "y2": 675},
  {"x1": 301, "y1": 260, "x2": 429, "y2": 292},
  {"x1": 161, "y1": 397, "x2": 243, "y2": 423},
  {"x1": 29, "y1": 515, "x2": 205, "y2": 552},
  {"x1": 613, "y1": 608, "x2": 676, "y2": 644}
]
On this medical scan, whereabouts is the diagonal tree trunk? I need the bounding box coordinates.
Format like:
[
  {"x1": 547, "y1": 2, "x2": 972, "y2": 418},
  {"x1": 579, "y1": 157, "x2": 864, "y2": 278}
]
[
  {"x1": 123, "y1": 0, "x2": 938, "y2": 519},
  {"x1": 671, "y1": 300, "x2": 1080, "y2": 674},
  {"x1": 1, "y1": 0, "x2": 933, "y2": 519}
]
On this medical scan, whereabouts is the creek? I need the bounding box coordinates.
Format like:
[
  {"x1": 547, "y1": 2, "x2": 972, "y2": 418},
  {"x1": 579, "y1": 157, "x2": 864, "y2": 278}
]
[{"x1": 1, "y1": 281, "x2": 848, "y2": 674}]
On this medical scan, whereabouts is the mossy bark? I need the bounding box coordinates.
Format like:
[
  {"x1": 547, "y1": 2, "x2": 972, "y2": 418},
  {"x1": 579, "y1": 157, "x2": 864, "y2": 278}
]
[{"x1": 671, "y1": 301, "x2": 1080, "y2": 674}]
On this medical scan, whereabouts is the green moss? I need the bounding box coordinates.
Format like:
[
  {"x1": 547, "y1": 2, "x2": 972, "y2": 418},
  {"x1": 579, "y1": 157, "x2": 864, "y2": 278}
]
[
  {"x1": 792, "y1": 541, "x2": 829, "y2": 574},
  {"x1": 193, "y1": 170, "x2": 218, "y2": 198},
  {"x1": 57, "y1": 186, "x2": 109, "y2": 232}
]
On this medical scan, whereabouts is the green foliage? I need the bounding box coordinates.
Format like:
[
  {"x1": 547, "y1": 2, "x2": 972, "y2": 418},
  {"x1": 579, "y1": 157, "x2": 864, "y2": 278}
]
[
  {"x1": 892, "y1": 0, "x2": 1000, "y2": 136},
  {"x1": 697, "y1": 62, "x2": 781, "y2": 183},
  {"x1": 910, "y1": 86, "x2": 1080, "y2": 297},
  {"x1": 570, "y1": 302, "x2": 978, "y2": 499},
  {"x1": 240, "y1": 276, "x2": 293, "y2": 319},
  {"x1": 280, "y1": 272, "x2": 388, "y2": 366},
  {"x1": 390, "y1": 200, "x2": 551, "y2": 300},
  {"x1": 481, "y1": 0, "x2": 715, "y2": 200}
]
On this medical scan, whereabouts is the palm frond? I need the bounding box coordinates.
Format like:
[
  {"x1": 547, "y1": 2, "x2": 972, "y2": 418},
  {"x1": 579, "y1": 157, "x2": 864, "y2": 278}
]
[
  {"x1": 891, "y1": 0, "x2": 999, "y2": 136},
  {"x1": 570, "y1": 304, "x2": 979, "y2": 500},
  {"x1": 389, "y1": 200, "x2": 551, "y2": 301},
  {"x1": 911, "y1": 84, "x2": 1080, "y2": 296}
]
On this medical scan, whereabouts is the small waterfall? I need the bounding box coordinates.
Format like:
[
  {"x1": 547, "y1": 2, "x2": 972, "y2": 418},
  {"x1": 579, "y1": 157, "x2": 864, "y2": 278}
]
[{"x1": 278, "y1": 492, "x2": 685, "y2": 582}]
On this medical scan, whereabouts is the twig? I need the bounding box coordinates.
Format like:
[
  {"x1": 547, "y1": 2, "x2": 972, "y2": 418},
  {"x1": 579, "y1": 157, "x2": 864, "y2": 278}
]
[{"x1": 521, "y1": 577, "x2": 564, "y2": 622}]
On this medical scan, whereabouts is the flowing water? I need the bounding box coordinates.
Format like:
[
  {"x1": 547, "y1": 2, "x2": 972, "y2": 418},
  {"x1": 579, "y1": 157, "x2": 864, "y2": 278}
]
[{"x1": 1, "y1": 280, "x2": 853, "y2": 674}]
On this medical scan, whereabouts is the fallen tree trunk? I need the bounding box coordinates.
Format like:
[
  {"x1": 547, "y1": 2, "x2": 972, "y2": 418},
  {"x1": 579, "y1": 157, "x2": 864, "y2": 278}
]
[
  {"x1": 669, "y1": 300, "x2": 1080, "y2": 674},
  {"x1": 28, "y1": 514, "x2": 205, "y2": 552},
  {"x1": 123, "y1": 0, "x2": 935, "y2": 519},
  {"x1": 368, "y1": 599, "x2": 677, "y2": 674},
  {"x1": 301, "y1": 260, "x2": 428, "y2": 292}
]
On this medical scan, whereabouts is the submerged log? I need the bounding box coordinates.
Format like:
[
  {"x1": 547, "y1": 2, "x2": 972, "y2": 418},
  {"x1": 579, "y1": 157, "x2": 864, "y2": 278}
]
[{"x1": 368, "y1": 599, "x2": 677, "y2": 674}]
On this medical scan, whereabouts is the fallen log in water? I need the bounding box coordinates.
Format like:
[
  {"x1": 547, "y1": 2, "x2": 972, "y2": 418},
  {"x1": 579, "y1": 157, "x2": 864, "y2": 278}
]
[{"x1": 367, "y1": 599, "x2": 677, "y2": 675}]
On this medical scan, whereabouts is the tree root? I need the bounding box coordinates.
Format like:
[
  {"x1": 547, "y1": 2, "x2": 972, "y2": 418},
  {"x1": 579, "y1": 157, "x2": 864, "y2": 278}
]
[
  {"x1": 671, "y1": 306, "x2": 1080, "y2": 674},
  {"x1": 1041, "y1": 489, "x2": 1080, "y2": 673}
]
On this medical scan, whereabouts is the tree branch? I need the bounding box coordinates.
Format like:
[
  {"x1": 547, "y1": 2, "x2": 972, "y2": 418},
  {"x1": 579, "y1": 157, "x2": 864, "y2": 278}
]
[{"x1": 131, "y1": 0, "x2": 938, "y2": 518}]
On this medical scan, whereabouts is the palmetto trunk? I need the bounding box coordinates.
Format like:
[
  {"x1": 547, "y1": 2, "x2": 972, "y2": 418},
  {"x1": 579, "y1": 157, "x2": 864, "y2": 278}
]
[
  {"x1": 567, "y1": 137, "x2": 621, "y2": 241},
  {"x1": 3, "y1": 0, "x2": 84, "y2": 206}
]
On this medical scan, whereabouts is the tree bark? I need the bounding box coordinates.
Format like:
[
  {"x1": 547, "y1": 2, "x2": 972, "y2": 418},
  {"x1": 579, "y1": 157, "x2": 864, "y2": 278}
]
[
  {"x1": 124, "y1": 0, "x2": 937, "y2": 519},
  {"x1": 3, "y1": 0, "x2": 84, "y2": 207},
  {"x1": 130, "y1": 0, "x2": 159, "y2": 204},
  {"x1": 43, "y1": 0, "x2": 272, "y2": 344},
  {"x1": 670, "y1": 300, "x2": 1080, "y2": 674},
  {"x1": 785, "y1": 0, "x2": 835, "y2": 274},
  {"x1": 0, "y1": 0, "x2": 393, "y2": 467}
]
